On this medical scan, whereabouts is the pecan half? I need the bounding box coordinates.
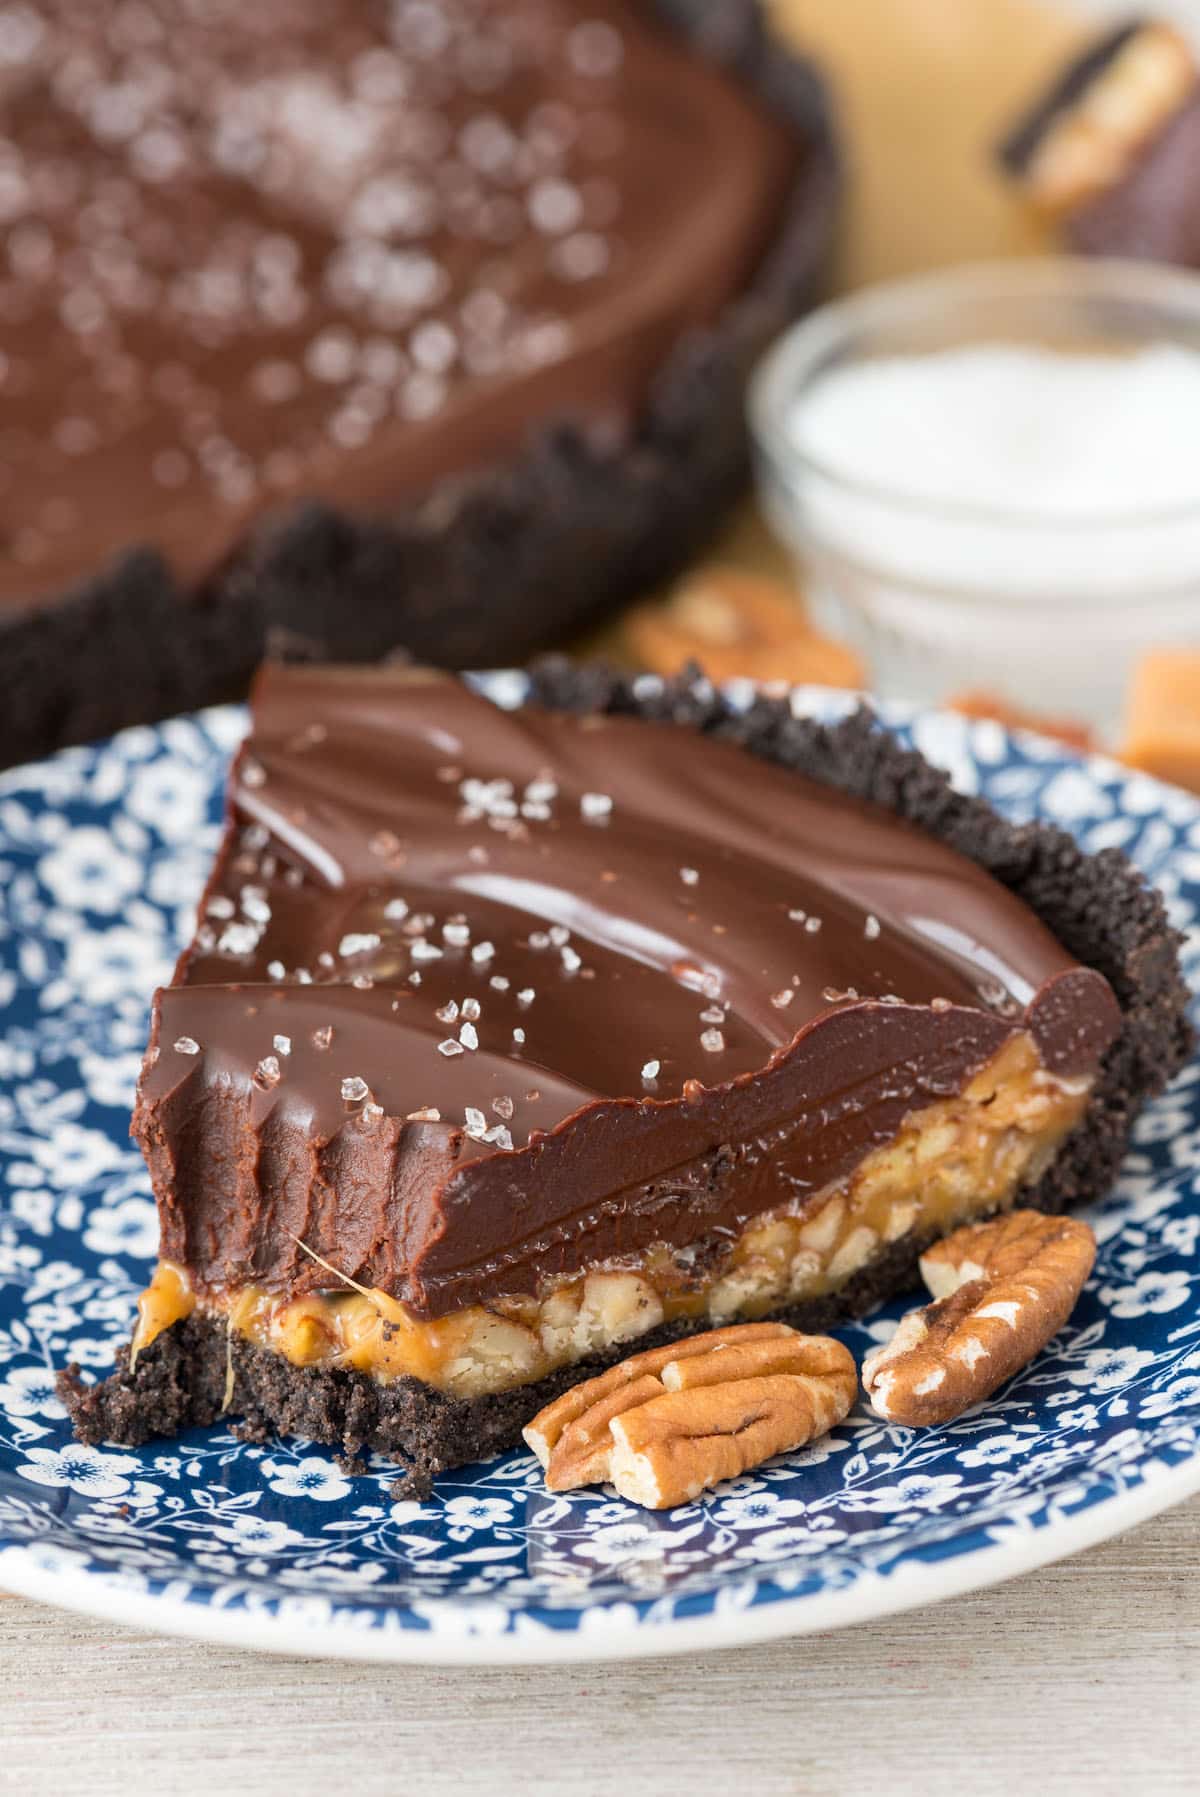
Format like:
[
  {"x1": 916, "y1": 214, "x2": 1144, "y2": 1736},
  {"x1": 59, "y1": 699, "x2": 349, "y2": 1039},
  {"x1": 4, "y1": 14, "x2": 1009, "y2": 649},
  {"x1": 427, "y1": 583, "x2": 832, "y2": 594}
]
[
  {"x1": 523, "y1": 1324, "x2": 856, "y2": 1509},
  {"x1": 862, "y1": 1210, "x2": 1096, "y2": 1427}
]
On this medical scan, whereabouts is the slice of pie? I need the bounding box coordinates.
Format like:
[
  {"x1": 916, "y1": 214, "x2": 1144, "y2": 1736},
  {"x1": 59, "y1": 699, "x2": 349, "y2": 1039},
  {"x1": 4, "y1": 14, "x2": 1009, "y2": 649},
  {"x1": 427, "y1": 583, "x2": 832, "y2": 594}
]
[{"x1": 61, "y1": 664, "x2": 1189, "y2": 1491}]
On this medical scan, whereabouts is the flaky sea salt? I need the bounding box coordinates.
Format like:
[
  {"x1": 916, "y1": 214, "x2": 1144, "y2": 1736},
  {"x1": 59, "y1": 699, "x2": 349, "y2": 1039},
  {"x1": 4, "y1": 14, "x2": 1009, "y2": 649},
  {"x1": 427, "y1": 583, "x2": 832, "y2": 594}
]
[
  {"x1": 580, "y1": 792, "x2": 612, "y2": 821},
  {"x1": 462, "y1": 997, "x2": 481, "y2": 1021},
  {"x1": 174, "y1": 1036, "x2": 200, "y2": 1055},
  {"x1": 241, "y1": 887, "x2": 271, "y2": 924},
  {"x1": 339, "y1": 932, "x2": 381, "y2": 957},
  {"x1": 438, "y1": 1038, "x2": 465, "y2": 1057},
  {"x1": 219, "y1": 922, "x2": 260, "y2": 956},
  {"x1": 464, "y1": 1107, "x2": 487, "y2": 1138},
  {"x1": 471, "y1": 940, "x2": 495, "y2": 964},
  {"x1": 700, "y1": 1029, "x2": 725, "y2": 1053},
  {"x1": 459, "y1": 1021, "x2": 479, "y2": 1051},
  {"x1": 865, "y1": 915, "x2": 881, "y2": 940},
  {"x1": 641, "y1": 1059, "x2": 660, "y2": 1080},
  {"x1": 273, "y1": 1034, "x2": 291, "y2": 1056},
  {"x1": 341, "y1": 1076, "x2": 369, "y2": 1102}
]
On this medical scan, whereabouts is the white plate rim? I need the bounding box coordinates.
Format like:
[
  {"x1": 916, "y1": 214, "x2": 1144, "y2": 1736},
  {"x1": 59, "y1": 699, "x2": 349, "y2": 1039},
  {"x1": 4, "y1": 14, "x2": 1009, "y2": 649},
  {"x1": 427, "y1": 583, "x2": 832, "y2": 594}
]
[{"x1": 4, "y1": 1453, "x2": 1198, "y2": 1663}]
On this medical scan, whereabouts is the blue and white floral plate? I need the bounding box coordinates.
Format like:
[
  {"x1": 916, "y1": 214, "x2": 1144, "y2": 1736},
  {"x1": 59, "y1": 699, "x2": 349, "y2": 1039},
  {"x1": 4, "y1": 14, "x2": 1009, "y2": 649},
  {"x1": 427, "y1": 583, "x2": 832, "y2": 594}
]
[{"x1": 0, "y1": 680, "x2": 1198, "y2": 1663}]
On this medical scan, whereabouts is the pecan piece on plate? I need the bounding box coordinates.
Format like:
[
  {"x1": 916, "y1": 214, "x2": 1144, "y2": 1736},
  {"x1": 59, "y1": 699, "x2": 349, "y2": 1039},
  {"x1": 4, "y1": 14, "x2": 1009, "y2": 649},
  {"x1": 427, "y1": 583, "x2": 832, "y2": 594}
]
[
  {"x1": 523, "y1": 1323, "x2": 857, "y2": 1510},
  {"x1": 862, "y1": 1210, "x2": 1096, "y2": 1428}
]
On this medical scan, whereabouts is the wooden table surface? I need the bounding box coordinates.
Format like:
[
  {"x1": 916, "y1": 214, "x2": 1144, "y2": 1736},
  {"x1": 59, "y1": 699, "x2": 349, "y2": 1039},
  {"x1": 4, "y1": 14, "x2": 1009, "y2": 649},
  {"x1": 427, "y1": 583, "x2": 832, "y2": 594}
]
[
  {"x1": 4, "y1": 1492, "x2": 1198, "y2": 1794},
  {"x1": 4, "y1": 3, "x2": 1199, "y2": 1789}
]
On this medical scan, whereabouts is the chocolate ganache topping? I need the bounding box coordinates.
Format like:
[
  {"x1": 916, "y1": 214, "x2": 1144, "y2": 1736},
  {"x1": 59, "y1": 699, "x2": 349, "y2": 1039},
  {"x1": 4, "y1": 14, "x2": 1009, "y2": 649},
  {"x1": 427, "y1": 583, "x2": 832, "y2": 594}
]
[
  {"x1": 135, "y1": 669, "x2": 1121, "y2": 1316},
  {"x1": 0, "y1": 0, "x2": 796, "y2": 607}
]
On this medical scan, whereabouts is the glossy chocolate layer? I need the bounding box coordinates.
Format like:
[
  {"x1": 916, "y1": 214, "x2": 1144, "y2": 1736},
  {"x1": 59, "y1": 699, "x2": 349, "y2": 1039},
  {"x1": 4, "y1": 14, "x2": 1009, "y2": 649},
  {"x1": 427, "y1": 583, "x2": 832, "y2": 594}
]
[
  {"x1": 0, "y1": 0, "x2": 796, "y2": 606},
  {"x1": 134, "y1": 668, "x2": 1121, "y2": 1318}
]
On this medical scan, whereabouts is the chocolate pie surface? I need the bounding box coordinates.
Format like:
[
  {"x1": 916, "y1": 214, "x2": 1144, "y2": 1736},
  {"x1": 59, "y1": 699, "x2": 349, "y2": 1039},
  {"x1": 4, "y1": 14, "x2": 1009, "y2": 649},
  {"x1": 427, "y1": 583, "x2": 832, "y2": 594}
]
[
  {"x1": 1, "y1": 0, "x2": 838, "y2": 768},
  {"x1": 61, "y1": 665, "x2": 1190, "y2": 1492}
]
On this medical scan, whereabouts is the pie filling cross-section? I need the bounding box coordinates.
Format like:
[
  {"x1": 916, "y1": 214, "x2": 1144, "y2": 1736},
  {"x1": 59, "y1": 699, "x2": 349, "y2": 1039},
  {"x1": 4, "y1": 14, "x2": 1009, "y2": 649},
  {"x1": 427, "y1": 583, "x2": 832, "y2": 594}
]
[{"x1": 61, "y1": 665, "x2": 1187, "y2": 1490}]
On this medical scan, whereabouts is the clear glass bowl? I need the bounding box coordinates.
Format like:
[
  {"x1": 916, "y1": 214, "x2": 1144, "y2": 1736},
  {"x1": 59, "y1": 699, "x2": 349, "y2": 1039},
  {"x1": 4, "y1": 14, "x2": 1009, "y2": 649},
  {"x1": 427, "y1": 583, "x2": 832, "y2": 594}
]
[{"x1": 748, "y1": 259, "x2": 1200, "y2": 734}]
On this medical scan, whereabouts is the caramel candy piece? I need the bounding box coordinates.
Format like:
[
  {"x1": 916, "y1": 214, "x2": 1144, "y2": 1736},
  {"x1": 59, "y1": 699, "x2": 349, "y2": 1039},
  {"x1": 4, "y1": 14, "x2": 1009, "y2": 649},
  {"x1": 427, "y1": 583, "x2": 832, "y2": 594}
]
[
  {"x1": 624, "y1": 567, "x2": 864, "y2": 687},
  {"x1": 1000, "y1": 23, "x2": 1197, "y2": 216},
  {"x1": 998, "y1": 20, "x2": 1200, "y2": 266},
  {"x1": 948, "y1": 690, "x2": 1093, "y2": 754},
  {"x1": 1119, "y1": 650, "x2": 1200, "y2": 794}
]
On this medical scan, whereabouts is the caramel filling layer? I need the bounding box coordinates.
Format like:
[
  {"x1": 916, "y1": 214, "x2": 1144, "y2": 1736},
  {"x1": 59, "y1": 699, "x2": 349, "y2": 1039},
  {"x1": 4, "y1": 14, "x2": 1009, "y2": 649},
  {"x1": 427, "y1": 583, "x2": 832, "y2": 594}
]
[{"x1": 133, "y1": 1034, "x2": 1091, "y2": 1399}]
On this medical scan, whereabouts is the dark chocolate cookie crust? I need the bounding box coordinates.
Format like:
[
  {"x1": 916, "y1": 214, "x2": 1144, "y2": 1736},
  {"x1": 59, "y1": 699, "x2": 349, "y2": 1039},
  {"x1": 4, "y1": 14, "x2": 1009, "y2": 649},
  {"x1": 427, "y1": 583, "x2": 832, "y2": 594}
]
[
  {"x1": 0, "y1": 2, "x2": 839, "y2": 772},
  {"x1": 60, "y1": 672, "x2": 1193, "y2": 1487}
]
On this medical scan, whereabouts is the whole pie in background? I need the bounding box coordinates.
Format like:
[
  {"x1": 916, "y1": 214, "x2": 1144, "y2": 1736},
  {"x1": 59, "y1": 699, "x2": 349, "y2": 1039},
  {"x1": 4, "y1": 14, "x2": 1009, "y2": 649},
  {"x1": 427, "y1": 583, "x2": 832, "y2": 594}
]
[{"x1": 0, "y1": 0, "x2": 838, "y2": 768}]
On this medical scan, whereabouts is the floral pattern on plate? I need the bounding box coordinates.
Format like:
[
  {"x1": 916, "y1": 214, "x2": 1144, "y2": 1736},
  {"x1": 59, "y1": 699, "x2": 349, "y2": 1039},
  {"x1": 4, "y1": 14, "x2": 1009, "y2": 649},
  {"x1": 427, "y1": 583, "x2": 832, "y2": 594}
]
[{"x1": 0, "y1": 681, "x2": 1197, "y2": 1660}]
